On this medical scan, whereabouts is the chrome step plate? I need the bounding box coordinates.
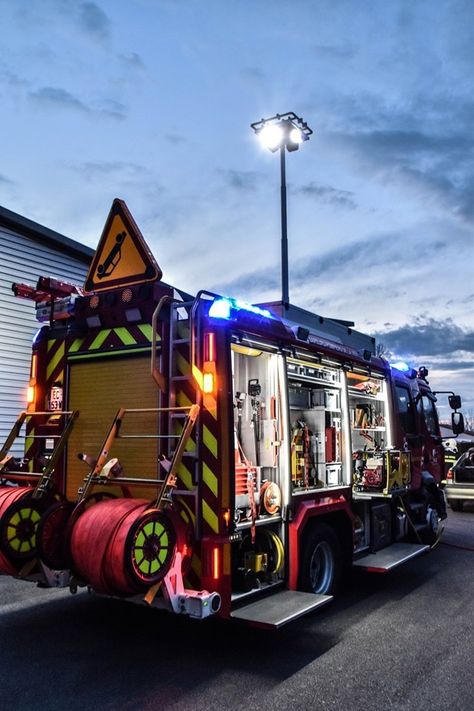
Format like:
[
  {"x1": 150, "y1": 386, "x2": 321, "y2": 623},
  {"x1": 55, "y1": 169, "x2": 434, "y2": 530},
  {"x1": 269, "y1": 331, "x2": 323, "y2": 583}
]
[
  {"x1": 353, "y1": 542, "x2": 429, "y2": 572},
  {"x1": 231, "y1": 590, "x2": 332, "y2": 629}
]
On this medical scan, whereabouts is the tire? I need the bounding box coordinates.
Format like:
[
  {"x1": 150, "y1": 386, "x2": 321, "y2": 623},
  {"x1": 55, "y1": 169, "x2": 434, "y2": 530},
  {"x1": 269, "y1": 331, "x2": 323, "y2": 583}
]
[
  {"x1": 449, "y1": 499, "x2": 463, "y2": 512},
  {"x1": 299, "y1": 522, "x2": 341, "y2": 595}
]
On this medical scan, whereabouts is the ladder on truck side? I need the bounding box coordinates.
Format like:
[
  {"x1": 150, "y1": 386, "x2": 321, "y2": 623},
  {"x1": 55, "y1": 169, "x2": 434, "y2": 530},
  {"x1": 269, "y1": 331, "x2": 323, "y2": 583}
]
[{"x1": 151, "y1": 295, "x2": 201, "y2": 516}]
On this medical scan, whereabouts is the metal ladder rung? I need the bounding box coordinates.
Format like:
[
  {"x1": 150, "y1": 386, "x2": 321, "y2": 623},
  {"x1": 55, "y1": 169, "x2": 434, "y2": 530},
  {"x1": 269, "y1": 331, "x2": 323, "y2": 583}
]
[{"x1": 118, "y1": 434, "x2": 181, "y2": 440}]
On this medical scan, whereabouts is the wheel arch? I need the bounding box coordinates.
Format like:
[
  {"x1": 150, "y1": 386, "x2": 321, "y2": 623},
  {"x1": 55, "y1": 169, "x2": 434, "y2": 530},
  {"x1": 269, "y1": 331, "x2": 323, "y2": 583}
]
[{"x1": 288, "y1": 498, "x2": 354, "y2": 590}]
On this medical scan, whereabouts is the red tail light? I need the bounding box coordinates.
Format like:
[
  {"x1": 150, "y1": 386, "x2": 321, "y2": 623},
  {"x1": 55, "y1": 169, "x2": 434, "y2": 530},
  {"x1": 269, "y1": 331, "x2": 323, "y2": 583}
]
[{"x1": 446, "y1": 469, "x2": 454, "y2": 481}]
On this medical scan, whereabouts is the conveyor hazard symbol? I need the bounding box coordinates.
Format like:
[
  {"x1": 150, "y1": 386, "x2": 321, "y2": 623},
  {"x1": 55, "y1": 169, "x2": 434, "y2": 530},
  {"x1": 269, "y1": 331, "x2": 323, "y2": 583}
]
[{"x1": 84, "y1": 198, "x2": 162, "y2": 292}]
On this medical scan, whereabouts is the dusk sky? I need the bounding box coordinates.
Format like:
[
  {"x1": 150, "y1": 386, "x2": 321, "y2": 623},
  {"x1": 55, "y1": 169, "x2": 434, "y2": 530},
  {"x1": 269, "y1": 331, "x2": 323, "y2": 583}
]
[{"x1": 1, "y1": 0, "x2": 473, "y2": 416}]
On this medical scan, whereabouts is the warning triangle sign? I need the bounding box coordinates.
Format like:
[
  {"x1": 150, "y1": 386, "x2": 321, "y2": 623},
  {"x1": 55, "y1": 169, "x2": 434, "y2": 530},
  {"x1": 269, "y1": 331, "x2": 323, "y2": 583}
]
[{"x1": 84, "y1": 199, "x2": 162, "y2": 293}]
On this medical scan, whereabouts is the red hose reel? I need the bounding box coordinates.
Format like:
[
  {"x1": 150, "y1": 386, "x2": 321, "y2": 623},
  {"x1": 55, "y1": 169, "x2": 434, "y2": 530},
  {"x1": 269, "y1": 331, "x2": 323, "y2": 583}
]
[
  {"x1": 69, "y1": 498, "x2": 192, "y2": 596},
  {"x1": 0, "y1": 486, "x2": 48, "y2": 573}
]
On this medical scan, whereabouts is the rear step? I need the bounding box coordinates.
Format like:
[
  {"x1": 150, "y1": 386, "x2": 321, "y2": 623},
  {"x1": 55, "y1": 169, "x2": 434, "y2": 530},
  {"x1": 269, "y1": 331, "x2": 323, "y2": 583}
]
[
  {"x1": 231, "y1": 590, "x2": 332, "y2": 629},
  {"x1": 353, "y1": 542, "x2": 429, "y2": 573}
]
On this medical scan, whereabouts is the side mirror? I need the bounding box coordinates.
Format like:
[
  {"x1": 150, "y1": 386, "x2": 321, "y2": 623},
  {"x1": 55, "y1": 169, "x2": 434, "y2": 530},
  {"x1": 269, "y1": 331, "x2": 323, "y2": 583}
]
[
  {"x1": 452, "y1": 411, "x2": 464, "y2": 435},
  {"x1": 449, "y1": 394, "x2": 462, "y2": 410}
]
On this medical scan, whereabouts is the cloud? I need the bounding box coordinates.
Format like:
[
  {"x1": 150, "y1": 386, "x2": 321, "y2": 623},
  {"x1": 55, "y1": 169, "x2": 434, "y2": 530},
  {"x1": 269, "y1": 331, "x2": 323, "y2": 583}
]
[
  {"x1": 374, "y1": 317, "x2": 474, "y2": 358},
  {"x1": 312, "y1": 44, "x2": 356, "y2": 60},
  {"x1": 213, "y1": 229, "x2": 449, "y2": 298},
  {"x1": 218, "y1": 169, "x2": 260, "y2": 191},
  {"x1": 0, "y1": 174, "x2": 15, "y2": 186},
  {"x1": 72, "y1": 161, "x2": 149, "y2": 180},
  {"x1": 297, "y1": 182, "x2": 357, "y2": 210},
  {"x1": 29, "y1": 86, "x2": 90, "y2": 112},
  {"x1": 29, "y1": 86, "x2": 127, "y2": 120},
  {"x1": 165, "y1": 134, "x2": 187, "y2": 146},
  {"x1": 119, "y1": 52, "x2": 145, "y2": 69},
  {"x1": 327, "y1": 120, "x2": 474, "y2": 225},
  {"x1": 79, "y1": 2, "x2": 110, "y2": 41},
  {"x1": 97, "y1": 98, "x2": 127, "y2": 120}
]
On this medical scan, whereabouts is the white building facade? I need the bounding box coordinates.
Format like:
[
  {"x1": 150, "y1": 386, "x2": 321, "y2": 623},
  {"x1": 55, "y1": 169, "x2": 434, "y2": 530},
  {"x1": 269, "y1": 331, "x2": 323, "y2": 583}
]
[{"x1": 0, "y1": 205, "x2": 93, "y2": 451}]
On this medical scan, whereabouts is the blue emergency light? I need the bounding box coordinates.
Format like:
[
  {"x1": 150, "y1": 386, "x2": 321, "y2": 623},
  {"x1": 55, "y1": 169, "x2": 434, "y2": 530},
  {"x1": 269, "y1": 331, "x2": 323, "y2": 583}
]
[{"x1": 208, "y1": 297, "x2": 273, "y2": 321}]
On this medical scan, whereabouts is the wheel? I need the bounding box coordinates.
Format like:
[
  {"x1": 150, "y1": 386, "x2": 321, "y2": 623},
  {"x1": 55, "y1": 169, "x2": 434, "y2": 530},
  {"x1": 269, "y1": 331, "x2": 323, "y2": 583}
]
[
  {"x1": 299, "y1": 522, "x2": 341, "y2": 595},
  {"x1": 449, "y1": 499, "x2": 463, "y2": 512}
]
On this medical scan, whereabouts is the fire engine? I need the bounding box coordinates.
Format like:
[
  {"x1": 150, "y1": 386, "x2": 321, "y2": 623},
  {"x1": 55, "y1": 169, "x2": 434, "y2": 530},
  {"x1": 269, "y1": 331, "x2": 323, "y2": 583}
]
[{"x1": 0, "y1": 199, "x2": 465, "y2": 628}]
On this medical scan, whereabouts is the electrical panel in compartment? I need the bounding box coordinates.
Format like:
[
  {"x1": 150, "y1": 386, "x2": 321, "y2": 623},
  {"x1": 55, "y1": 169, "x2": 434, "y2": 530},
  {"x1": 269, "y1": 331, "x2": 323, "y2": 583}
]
[{"x1": 287, "y1": 357, "x2": 345, "y2": 491}]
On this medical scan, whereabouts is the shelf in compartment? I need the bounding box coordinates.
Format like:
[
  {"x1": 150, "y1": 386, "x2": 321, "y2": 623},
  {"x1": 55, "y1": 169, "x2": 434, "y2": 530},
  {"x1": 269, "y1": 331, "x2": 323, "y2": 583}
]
[
  {"x1": 289, "y1": 406, "x2": 341, "y2": 413},
  {"x1": 352, "y1": 427, "x2": 386, "y2": 431},
  {"x1": 292, "y1": 483, "x2": 350, "y2": 496},
  {"x1": 348, "y1": 391, "x2": 384, "y2": 402}
]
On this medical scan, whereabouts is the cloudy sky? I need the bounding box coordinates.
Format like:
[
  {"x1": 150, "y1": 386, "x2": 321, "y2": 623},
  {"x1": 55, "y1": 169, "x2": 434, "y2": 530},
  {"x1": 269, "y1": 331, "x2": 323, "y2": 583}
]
[{"x1": 1, "y1": 0, "x2": 473, "y2": 416}]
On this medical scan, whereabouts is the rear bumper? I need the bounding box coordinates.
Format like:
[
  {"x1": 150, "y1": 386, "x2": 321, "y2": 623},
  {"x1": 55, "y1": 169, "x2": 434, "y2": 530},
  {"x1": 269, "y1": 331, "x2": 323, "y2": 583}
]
[{"x1": 445, "y1": 485, "x2": 474, "y2": 501}]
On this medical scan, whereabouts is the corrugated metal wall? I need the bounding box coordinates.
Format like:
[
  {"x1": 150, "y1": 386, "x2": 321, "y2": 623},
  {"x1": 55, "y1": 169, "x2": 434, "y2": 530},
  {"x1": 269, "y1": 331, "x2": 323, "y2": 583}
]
[{"x1": 0, "y1": 225, "x2": 90, "y2": 453}]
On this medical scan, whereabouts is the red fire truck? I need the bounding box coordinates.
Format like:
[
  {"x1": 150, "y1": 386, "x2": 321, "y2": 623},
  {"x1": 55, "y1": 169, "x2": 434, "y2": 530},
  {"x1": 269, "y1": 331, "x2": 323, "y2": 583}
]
[{"x1": 0, "y1": 199, "x2": 464, "y2": 628}]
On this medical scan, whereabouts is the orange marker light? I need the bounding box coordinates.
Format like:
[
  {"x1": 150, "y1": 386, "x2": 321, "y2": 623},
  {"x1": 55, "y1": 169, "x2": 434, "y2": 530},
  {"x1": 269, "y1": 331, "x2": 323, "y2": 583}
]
[
  {"x1": 203, "y1": 372, "x2": 215, "y2": 394},
  {"x1": 30, "y1": 355, "x2": 38, "y2": 379},
  {"x1": 212, "y1": 547, "x2": 220, "y2": 580},
  {"x1": 205, "y1": 332, "x2": 216, "y2": 362},
  {"x1": 26, "y1": 385, "x2": 35, "y2": 404}
]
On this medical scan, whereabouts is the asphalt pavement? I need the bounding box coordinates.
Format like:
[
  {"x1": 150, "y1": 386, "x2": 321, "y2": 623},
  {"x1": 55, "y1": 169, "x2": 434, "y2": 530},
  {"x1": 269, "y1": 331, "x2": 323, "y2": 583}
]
[{"x1": 0, "y1": 507, "x2": 473, "y2": 711}]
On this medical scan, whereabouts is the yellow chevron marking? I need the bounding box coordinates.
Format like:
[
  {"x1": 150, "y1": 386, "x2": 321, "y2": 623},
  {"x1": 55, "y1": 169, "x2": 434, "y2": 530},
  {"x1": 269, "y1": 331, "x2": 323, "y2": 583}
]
[
  {"x1": 113, "y1": 327, "x2": 137, "y2": 346},
  {"x1": 176, "y1": 351, "x2": 190, "y2": 376},
  {"x1": 202, "y1": 499, "x2": 218, "y2": 534},
  {"x1": 47, "y1": 339, "x2": 56, "y2": 353},
  {"x1": 176, "y1": 390, "x2": 193, "y2": 408},
  {"x1": 90, "y1": 329, "x2": 112, "y2": 350},
  {"x1": 203, "y1": 425, "x2": 217, "y2": 459},
  {"x1": 46, "y1": 342, "x2": 65, "y2": 380},
  {"x1": 203, "y1": 462, "x2": 218, "y2": 497},
  {"x1": 177, "y1": 462, "x2": 193, "y2": 491},
  {"x1": 69, "y1": 337, "x2": 86, "y2": 353},
  {"x1": 204, "y1": 395, "x2": 217, "y2": 420},
  {"x1": 138, "y1": 324, "x2": 154, "y2": 341},
  {"x1": 176, "y1": 497, "x2": 196, "y2": 525}
]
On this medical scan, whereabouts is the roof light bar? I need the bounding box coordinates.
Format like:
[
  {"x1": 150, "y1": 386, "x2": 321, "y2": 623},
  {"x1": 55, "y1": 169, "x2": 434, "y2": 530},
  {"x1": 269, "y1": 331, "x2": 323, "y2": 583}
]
[{"x1": 208, "y1": 297, "x2": 273, "y2": 321}]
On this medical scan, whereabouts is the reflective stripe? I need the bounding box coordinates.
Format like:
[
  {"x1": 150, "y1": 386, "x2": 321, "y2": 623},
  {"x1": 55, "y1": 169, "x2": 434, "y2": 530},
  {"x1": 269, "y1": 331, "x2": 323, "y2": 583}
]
[
  {"x1": 203, "y1": 462, "x2": 218, "y2": 497},
  {"x1": 46, "y1": 342, "x2": 65, "y2": 380},
  {"x1": 113, "y1": 327, "x2": 137, "y2": 346},
  {"x1": 177, "y1": 462, "x2": 193, "y2": 490},
  {"x1": 203, "y1": 425, "x2": 217, "y2": 459},
  {"x1": 90, "y1": 329, "x2": 112, "y2": 350},
  {"x1": 69, "y1": 338, "x2": 86, "y2": 353},
  {"x1": 202, "y1": 500, "x2": 218, "y2": 534},
  {"x1": 138, "y1": 324, "x2": 153, "y2": 341},
  {"x1": 176, "y1": 352, "x2": 190, "y2": 376}
]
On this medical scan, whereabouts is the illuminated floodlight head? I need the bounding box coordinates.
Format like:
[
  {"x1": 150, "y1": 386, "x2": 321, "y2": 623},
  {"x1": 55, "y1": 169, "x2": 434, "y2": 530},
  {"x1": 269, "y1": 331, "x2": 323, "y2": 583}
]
[
  {"x1": 289, "y1": 126, "x2": 304, "y2": 145},
  {"x1": 259, "y1": 124, "x2": 284, "y2": 152},
  {"x1": 209, "y1": 296, "x2": 273, "y2": 321},
  {"x1": 251, "y1": 112, "x2": 312, "y2": 154}
]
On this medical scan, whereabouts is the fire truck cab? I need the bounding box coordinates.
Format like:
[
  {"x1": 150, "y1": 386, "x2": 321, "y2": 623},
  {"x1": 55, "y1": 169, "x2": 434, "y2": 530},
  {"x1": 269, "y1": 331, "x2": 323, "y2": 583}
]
[{"x1": 0, "y1": 200, "x2": 464, "y2": 628}]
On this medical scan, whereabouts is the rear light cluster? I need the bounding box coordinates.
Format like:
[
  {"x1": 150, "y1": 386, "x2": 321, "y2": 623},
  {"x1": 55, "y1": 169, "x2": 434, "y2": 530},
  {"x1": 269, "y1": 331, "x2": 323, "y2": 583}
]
[{"x1": 446, "y1": 469, "x2": 454, "y2": 481}]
